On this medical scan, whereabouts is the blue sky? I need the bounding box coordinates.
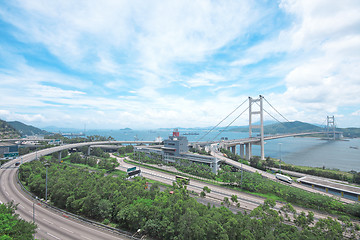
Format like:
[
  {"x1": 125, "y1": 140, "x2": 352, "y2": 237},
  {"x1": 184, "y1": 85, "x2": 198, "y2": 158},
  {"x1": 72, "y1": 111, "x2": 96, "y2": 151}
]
[{"x1": 0, "y1": 0, "x2": 359, "y2": 129}]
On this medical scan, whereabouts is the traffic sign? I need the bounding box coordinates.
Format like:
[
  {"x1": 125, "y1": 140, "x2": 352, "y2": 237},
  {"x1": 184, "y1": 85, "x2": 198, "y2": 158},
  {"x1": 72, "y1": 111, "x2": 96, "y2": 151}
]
[
  {"x1": 4, "y1": 153, "x2": 18, "y2": 158},
  {"x1": 127, "y1": 167, "x2": 136, "y2": 173}
]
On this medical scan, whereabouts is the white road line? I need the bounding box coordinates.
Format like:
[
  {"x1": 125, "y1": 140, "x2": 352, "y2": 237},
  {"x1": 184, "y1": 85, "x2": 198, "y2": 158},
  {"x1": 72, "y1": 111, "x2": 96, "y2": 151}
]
[
  {"x1": 5, "y1": 191, "x2": 9, "y2": 196},
  {"x1": 60, "y1": 226, "x2": 73, "y2": 233},
  {"x1": 19, "y1": 204, "x2": 25, "y2": 209},
  {"x1": 47, "y1": 232, "x2": 60, "y2": 240},
  {"x1": 43, "y1": 218, "x2": 54, "y2": 224},
  {"x1": 80, "y1": 236, "x2": 93, "y2": 240}
]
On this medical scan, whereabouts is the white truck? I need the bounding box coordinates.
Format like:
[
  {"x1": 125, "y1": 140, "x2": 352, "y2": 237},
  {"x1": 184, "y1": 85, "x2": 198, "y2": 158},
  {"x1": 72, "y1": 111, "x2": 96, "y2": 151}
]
[{"x1": 275, "y1": 173, "x2": 293, "y2": 184}]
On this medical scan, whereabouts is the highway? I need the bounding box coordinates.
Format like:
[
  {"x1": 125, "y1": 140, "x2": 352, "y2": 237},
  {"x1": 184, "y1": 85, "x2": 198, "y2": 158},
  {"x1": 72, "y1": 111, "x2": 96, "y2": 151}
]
[
  {"x1": 0, "y1": 144, "x2": 133, "y2": 240},
  {"x1": 0, "y1": 142, "x2": 354, "y2": 239},
  {"x1": 114, "y1": 155, "x2": 332, "y2": 222},
  {"x1": 211, "y1": 149, "x2": 356, "y2": 204}
]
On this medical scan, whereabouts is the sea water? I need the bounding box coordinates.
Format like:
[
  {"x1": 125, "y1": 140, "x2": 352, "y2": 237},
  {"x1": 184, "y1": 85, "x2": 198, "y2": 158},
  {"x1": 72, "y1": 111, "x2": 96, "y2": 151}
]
[{"x1": 85, "y1": 129, "x2": 360, "y2": 172}]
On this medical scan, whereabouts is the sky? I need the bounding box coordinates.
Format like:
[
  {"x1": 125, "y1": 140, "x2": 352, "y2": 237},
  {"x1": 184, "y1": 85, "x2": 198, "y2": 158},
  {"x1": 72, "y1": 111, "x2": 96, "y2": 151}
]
[{"x1": 0, "y1": 0, "x2": 359, "y2": 130}]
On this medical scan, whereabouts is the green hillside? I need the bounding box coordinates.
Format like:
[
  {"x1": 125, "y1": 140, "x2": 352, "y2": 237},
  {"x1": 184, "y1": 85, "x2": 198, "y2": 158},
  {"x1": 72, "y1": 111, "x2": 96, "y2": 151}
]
[
  {"x1": 263, "y1": 121, "x2": 323, "y2": 134},
  {"x1": 228, "y1": 121, "x2": 360, "y2": 137},
  {"x1": 340, "y1": 127, "x2": 360, "y2": 138},
  {"x1": 229, "y1": 121, "x2": 323, "y2": 134},
  {"x1": 7, "y1": 121, "x2": 50, "y2": 136},
  {"x1": 0, "y1": 119, "x2": 20, "y2": 139}
]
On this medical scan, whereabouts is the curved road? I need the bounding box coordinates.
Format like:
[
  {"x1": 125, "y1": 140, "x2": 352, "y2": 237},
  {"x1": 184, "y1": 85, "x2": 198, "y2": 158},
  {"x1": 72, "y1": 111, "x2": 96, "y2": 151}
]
[
  {"x1": 114, "y1": 155, "x2": 333, "y2": 222},
  {"x1": 0, "y1": 142, "x2": 353, "y2": 239},
  {"x1": 211, "y1": 149, "x2": 356, "y2": 204},
  {"x1": 0, "y1": 143, "x2": 132, "y2": 240}
]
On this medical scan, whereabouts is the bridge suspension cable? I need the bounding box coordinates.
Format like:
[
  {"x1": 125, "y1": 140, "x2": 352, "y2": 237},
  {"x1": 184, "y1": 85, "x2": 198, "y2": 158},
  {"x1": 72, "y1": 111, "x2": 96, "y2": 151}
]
[
  {"x1": 196, "y1": 98, "x2": 248, "y2": 142},
  {"x1": 254, "y1": 101, "x2": 288, "y2": 129},
  {"x1": 263, "y1": 97, "x2": 290, "y2": 123},
  {"x1": 210, "y1": 105, "x2": 250, "y2": 142}
]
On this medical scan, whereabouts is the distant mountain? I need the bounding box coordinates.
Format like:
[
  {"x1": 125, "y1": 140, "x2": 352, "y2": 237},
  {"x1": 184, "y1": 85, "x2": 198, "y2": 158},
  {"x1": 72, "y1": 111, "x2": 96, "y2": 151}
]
[
  {"x1": 228, "y1": 121, "x2": 323, "y2": 134},
  {"x1": 0, "y1": 119, "x2": 20, "y2": 139},
  {"x1": 120, "y1": 128, "x2": 132, "y2": 131},
  {"x1": 340, "y1": 127, "x2": 360, "y2": 138},
  {"x1": 7, "y1": 121, "x2": 50, "y2": 136}
]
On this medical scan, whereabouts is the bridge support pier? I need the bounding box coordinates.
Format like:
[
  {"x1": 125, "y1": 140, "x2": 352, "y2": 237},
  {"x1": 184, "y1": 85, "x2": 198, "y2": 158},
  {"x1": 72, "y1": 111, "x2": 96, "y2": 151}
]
[
  {"x1": 87, "y1": 146, "x2": 91, "y2": 156},
  {"x1": 231, "y1": 146, "x2": 236, "y2": 154},
  {"x1": 245, "y1": 143, "x2": 252, "y2": 160},
  {"x1": 240, "y1": 144, "x2": 244, "y2": 158},
  {"x1": 58, "y1": 151, "x2": 62, "y2": 162}
]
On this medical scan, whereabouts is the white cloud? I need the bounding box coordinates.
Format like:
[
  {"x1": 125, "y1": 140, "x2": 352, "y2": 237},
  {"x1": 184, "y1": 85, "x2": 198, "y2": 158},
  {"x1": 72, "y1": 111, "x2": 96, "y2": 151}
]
[
  {"x1": 0, "y1": 110, "x2": 46, "y2": 123},
  {"x1": 185, "y1": 72, "x2": 226, "y2": 88},
  {"x1": 1, "y1": 0, "x2": 359, "y2": 128},
  {"x1": 352, "y1": 110, "x2": 360, "y2": 116}
]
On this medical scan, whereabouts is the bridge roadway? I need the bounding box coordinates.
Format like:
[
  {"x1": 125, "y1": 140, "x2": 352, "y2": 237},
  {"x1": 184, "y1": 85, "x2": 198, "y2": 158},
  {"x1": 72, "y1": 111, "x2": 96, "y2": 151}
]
[
  {"x1": 211, "y1": 132, "x2": 326, "y2": 147},
  {"x1": 0, "y1": 141, "x2": 150, "y2": 240}
]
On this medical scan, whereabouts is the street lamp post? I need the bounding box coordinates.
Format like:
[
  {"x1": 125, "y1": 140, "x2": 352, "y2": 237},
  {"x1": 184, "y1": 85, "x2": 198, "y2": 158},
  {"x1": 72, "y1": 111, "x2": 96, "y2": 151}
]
[
  {"x1": 33, "y1": 196, "x2": 38, "y2": 240},
  {"x1": 278, "y1": 143, "x2": 282, "y2": 174},
  {"x1": 240, "y1": 161, "x2": 243, "y2": 188},
  {"x1": 44, "y1": 162, "x2": 50, "y2": 202}
]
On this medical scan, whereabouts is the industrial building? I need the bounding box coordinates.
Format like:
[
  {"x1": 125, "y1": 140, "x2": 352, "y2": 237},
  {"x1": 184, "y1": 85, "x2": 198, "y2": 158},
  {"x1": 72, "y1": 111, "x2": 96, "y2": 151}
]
[
  {"x1": 0, "y1": 142, "x2": 19, "y2": 160},
  {"x1": 134, "y1": 129, "x2": 220, "y2": 173}
]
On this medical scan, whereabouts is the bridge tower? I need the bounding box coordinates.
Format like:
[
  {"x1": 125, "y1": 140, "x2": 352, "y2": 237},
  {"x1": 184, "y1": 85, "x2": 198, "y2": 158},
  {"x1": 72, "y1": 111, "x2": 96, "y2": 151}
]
[
  {"x1": 327, "y1": 116, "x2": 336, "y2": 140},
  {"x1": 248, "y1": 95, "x2": 265, "y2": 160}
]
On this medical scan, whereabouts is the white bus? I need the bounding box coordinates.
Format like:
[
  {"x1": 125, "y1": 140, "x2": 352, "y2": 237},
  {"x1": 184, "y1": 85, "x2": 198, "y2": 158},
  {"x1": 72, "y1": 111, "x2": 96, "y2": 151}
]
[{"x1": 275, "y1": 173, "x2": 293, "y2": 184}]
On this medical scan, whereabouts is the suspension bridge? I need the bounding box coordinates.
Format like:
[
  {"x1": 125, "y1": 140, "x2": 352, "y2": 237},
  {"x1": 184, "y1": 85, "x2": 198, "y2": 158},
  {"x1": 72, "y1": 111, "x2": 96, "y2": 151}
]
[{"x1": 193, "y1": 95, "x2": 342, "y2": 160}]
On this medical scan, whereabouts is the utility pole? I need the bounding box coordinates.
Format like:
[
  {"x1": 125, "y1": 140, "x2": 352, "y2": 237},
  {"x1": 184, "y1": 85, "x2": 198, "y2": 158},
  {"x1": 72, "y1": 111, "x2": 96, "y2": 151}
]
[
  {"x1": 240, "y1": 161, "x2": 243, "y2": 188},
  {"x1": 279, "y1": 143, "x2": 282, "y2": 174},
  {"x1": 45, "y1": 162, "x2": 50, "y2": 202}
]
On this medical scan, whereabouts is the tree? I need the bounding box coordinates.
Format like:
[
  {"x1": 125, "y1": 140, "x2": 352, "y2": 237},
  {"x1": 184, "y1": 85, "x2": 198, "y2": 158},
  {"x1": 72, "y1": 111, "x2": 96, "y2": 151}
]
[
  {"x1": 0, "y1": 202, "x2": 37, "y2": 239},
  {"x1": 203, "y1": 186, "x2": 211, "y2": 194},
  {"x1": 222, "y1": 197, "x2": 230, "y2": 208},
  {"x1": 294, "y1": 211, "x2": 314, "y2": 229},
  {"x1": 98, "y1": 199, "x2": 112, "y2": 220},
  {"x1": 250, "y1": 156, "x2": 260, "y2": 168},
  {"x1": 231, "y1": 195, "x2": 238, "y2": 205},
  {"x1": 279, "y1": 203, "x2": 296, "y2": 222},
  {"x1": 69, "y1": 152, "x2": 82, "y2": 164}
]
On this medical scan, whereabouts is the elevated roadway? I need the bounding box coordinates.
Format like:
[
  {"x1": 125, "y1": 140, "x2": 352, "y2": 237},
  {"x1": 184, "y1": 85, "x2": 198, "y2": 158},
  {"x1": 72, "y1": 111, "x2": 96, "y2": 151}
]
[
  {"x1": 0, "y1": 142, "x2": 149, "y2": 239},
  {"x1": 0, "y1": 141, "x2": 356, "y2": 239}
]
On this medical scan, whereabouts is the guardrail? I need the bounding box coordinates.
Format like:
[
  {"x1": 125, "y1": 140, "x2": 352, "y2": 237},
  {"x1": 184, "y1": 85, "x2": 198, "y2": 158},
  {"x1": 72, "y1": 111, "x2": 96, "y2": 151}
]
[{"x1": 16, "y1": 169, "x2": 141, "y2": 240}]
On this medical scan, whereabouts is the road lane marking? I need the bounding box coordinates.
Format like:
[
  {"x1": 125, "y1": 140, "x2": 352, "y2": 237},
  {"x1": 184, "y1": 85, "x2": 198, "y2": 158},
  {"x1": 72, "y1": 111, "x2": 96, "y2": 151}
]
[
  {"x1": 47, "y1": 232, "x2": 60, "y2": 239},
  {"x1": 43, "y1": 218, "x2": 54, "y2": 224},
  {"x1": 60, "y1": 226, "x2": 73, "y2": 233},
  {"x1": 19, "y1": 204, "x2": 25, "y2": 209},
  {"x1": 5, "y1": 191, "x2": 9, "y2": 196},
  {"x1": 81, "y1": 236, "x2": 93, "y2": 240}
]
